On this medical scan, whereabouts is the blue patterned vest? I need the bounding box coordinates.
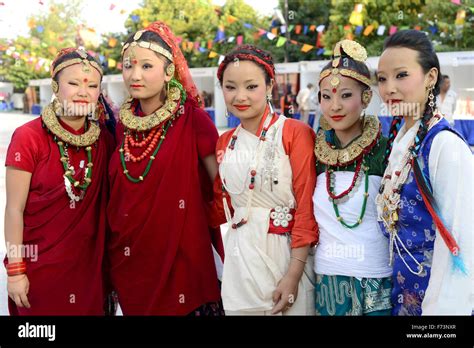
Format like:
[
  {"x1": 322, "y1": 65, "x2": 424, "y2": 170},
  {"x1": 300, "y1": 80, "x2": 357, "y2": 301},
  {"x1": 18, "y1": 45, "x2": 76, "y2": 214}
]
[{"x1": 380, "y1": 118, "x2": 465, "y2": 316}]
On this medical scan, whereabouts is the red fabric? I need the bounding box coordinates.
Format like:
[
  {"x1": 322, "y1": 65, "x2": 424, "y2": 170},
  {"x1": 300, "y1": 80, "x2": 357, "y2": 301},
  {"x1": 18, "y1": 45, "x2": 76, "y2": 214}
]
[
  {"x1": 107, "y1": 100, "x2": 222, "y2": 315},
  {"x1": 4, "y1": 117, "x2": 114, "y2": 315}
]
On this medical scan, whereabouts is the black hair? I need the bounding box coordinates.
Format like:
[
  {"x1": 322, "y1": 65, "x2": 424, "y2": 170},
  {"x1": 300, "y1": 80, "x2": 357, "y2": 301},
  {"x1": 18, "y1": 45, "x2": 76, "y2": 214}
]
[
  {"x1": 123, "y1": 31, "x2": 172, "y2": 67},
  {"x1": 442, "y1": 74, "x2": 450, "y2": 80},
  {"x1": 52, "y1": 51, "x2": 102, "y2": 82},
  {"x1": 382, "y1": 29, "x2": 442, "y2": 165},
  {"x1": 217, "y1": 44, "x2": 275, "y2": 86}
]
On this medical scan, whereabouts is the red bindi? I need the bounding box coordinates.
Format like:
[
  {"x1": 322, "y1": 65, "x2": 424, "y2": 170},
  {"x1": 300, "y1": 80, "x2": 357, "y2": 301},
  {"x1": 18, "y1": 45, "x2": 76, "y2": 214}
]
[
  {"x1": 83, "y1": 78, "x2": 88, "y2": 83},
  {"x1": 132, "y1": 59, "x2": 138, "y2": 65},
  {"x1": 332, "y1": 88, "x2": 337, "y2": 94}
]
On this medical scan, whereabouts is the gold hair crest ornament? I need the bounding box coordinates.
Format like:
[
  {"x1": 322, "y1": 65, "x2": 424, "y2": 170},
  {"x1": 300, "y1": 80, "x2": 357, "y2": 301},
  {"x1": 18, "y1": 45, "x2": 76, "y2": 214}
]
[
  {"x1": 121, "y1": 30, "x2": 174, "y2": 62},
  {"x1": 319, "y1": 40, "x2": 371, "y2": 91}
]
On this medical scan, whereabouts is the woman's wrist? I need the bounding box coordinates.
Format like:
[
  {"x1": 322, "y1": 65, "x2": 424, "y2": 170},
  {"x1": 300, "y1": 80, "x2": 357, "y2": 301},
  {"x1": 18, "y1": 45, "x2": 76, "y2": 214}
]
[{"x1": 6, "y1": 260, "x2": 27, "y2": 277}]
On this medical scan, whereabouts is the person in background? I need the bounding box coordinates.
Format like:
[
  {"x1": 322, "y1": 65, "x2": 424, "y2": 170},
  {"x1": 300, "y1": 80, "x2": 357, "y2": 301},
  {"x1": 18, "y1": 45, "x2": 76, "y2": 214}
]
[
  {"x1": 296, "y1": 83, "x2": 314, "y2": 125},
  {"x1": 280, "y1": 83, "x2": 296, "y2": 118},
  {"x1": 436, "y1": 75, "x2": 457, "y2": 125}
]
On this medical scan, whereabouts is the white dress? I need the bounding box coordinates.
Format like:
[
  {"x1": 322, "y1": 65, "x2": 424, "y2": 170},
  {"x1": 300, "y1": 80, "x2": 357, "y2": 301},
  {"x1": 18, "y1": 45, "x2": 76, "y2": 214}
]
[{"x1": 219, "y1": 115, "x2": 315, "y2": 315}]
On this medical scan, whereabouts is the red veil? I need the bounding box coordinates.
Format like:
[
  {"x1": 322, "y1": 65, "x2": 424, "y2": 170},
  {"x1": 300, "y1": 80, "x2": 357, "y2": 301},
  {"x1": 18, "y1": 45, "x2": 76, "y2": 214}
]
[{"x1": 144, "y1": 21, "x2": 203, "y2": 108}]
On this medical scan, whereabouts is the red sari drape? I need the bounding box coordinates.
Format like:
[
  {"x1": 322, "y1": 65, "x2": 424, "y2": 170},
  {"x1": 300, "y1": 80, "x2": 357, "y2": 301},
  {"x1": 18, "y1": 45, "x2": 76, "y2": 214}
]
[
  {"x1": 4, "y1": 117, "x2": 114, "y2": 315},
  {"x1": 106, "y1": 100, "x2": 223, "y2": 315}
]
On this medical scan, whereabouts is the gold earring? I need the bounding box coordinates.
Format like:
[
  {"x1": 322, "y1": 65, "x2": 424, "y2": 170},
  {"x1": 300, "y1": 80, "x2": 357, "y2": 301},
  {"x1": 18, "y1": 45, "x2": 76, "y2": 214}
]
[
  {"x1": 362, "y1": 90, "x2": 372, "y2": 106},
  {"x1": 166, "y1": 63, "x2": 175, "y2": 77},
  {"x1": 52, "y1": 80, "x2": 59, "y2": 94},
  {"x1": 52, "y1": 97, "x2": 64, "y2": 117},
  {"x1": 320, "y1": 117, "x2": 332, "y2": 131}
]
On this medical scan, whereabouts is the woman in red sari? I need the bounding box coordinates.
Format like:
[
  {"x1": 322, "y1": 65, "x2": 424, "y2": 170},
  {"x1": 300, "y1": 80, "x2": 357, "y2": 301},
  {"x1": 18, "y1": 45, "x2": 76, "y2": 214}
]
[
  {"x1": 4, "y1": 48, "x2": 115, "y2": 315},
  {"x1": 106, "y1": 21, "x2": 224, "y2": 315}
]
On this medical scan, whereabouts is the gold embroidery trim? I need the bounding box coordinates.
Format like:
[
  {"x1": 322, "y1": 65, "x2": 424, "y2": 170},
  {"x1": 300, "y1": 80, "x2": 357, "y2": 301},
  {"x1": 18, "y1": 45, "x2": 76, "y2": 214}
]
[
  {"x1": 314, "y1": 115, "x2": 380, "y2": 166},
  {"x1": 42, "y1": 103, "x2": 101, "y2": 147},
  {"x1": 119, "y1": 86, "x2": 181, "y2": 131}
]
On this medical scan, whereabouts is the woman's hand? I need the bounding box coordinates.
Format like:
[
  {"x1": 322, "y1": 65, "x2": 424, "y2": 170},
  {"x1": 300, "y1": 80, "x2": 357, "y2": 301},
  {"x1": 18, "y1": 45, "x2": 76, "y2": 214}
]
[
  {"x1": 271, "y1": 273, "x2": 299, "y2": 314},
  {"x1": 7, "y1": 274, "x2": 31, "y2": 309}
]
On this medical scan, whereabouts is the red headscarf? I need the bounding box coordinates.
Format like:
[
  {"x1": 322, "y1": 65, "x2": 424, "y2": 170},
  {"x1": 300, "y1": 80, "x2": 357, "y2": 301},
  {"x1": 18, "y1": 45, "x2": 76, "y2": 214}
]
[{"x1": 144, "y1": 21, "x2": 203, "y2": 108}]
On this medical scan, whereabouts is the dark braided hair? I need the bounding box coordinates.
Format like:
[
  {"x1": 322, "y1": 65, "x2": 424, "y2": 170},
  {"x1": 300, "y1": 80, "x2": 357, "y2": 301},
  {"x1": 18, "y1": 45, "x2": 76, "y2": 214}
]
[
  {"x1": 382, "y1": 30, "x2": 442, "y2": 164},
  {"x1": 217, "y1": 45, "x2": 275, "y2": 85}
]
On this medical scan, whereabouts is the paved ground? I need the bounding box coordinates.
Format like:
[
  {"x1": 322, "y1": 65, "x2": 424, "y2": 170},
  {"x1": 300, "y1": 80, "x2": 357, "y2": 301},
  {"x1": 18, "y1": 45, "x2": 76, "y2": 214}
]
[{"x1": 0, "y1": 111, "x2": 229, "y2": 315}]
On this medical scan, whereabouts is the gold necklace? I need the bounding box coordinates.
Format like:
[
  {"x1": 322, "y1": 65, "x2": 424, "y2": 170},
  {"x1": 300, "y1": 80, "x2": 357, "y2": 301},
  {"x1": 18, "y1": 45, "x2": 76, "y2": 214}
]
[
  {"x1": 314, "y1": 115, "x2": 380, "y2": 166},
  {"x1": 119, "y1": 86, "x2": 181, "y2": 132},
  {"x1": 42, "y1": 103, "x2": 100, "y2": 147}
]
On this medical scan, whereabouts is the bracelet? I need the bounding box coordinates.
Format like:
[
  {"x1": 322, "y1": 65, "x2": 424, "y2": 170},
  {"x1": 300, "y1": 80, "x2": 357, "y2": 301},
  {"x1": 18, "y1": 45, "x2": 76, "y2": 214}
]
[
  {"x1": 290, "y1": 256, "x2": 307, "y2": 264},
  {"x1": 6, "y1": 261, "x2": 27, "y2": 277}
]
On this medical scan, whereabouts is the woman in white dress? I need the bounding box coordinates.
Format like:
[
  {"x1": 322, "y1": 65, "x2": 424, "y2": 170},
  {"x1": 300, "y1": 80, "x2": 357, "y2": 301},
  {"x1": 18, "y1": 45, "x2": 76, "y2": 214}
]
[{"x1": 212, "y1": 45, "x2": 318, "y2": 315}]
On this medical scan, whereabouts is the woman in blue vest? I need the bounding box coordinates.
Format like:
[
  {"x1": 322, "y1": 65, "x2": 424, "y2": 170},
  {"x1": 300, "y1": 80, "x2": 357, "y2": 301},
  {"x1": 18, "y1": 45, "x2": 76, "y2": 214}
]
[{"x1": 376, "y1": 29, "x2": 473, "y2": 315}]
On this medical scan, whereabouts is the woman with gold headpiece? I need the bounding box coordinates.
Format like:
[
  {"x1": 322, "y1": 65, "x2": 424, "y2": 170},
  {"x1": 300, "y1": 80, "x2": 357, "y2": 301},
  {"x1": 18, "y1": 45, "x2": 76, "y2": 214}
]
[
  {"x1": 211, "y1": 45, "x2": 318, "y2": 315},
  {"x1": 106, "y1": 21, "x2": 224, "y2": 315},
  {"x1": 312, "y1": 40, "x2": 392, "y2": 316},
  {"x1": 4, "y1": 48, "x2": 115, "y2": 315}
]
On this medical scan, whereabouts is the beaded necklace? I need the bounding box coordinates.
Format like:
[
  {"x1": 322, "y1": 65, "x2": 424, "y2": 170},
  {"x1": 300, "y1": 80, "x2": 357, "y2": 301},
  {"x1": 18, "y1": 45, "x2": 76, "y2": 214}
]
[
  {"x1": 42, "y1": 104, "x2": 96, "y2": 202},
  {"x1": 376, "y1": 116, "x2": 441, "y2": 275},
  {"x1": 315, "y1": 115, "x2": 380, "y2": 229},
  {"x1": 220, "y1": 109, "x2": 273, "y2": 229},
  {"x1": 119, "y1": 90, "x2": 182, "y2": 183}
]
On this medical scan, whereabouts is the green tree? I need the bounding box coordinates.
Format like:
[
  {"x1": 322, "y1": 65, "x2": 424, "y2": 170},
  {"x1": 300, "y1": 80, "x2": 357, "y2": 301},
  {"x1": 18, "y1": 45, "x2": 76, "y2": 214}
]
[
  {"x1": 276, "y1": 0, "x2": 332, "y2": 62},
  {"x1": 323, "y1": 0, "x2": 474, "y2": 58},
  {"x1": 0, "y1": 0, "x2": 86, "y2": 90},
  {"x1": 119, "y1": 0, "x2": 271, "y2": 67}
]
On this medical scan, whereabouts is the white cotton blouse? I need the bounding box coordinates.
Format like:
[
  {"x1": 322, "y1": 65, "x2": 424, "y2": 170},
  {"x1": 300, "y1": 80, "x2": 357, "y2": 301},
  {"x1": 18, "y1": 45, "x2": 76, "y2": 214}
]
[{"x1": 313, "y1": 171, "x2": 392, "y2": 279}]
